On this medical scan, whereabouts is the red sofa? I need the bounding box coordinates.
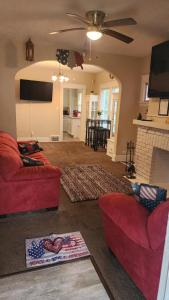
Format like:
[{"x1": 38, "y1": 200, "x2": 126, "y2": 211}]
[
  {"x1": 0, "y1": 131, "x2": 61, "y2": 215},
  {"x1": 99, "y1": 192, "x2": 169, "y2": 300}
]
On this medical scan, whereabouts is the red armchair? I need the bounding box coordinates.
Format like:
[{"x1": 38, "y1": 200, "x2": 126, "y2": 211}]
[
  {"x1": 99, "y1": 192, "x2": 169, "y2": 300},
  {"x1": 0, "y1": 131, "x2": 61, "y2": 215}
]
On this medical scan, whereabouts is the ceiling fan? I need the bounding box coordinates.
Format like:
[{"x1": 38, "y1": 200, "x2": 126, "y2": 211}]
[{"x1": 49, "y1": 10, "x2": 137, "y2": 43}]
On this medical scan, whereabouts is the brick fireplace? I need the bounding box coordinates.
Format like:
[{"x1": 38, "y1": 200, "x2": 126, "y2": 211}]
[{"x1": 134, "y1": 120, "x2": 169, "y2": 191}]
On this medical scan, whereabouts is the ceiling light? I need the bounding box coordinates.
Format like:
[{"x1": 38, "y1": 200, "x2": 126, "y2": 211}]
[
  {"x1": 64, "y1": 76, "x2": 69, "y2": 82},
  {"x1": 51, "y1": 73, "x2": 69, "y2": 83},
  {"x1": 51, "y1": 75, "x2": 57, "y2": 81},
  {"x1": 86, "y1": 31, "x2": 103, "y2": 41}
]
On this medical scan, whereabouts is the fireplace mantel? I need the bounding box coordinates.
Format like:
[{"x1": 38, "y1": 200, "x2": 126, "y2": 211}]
[{"x1": 133, "y1": 119, "x2": 169, "y2": 131}]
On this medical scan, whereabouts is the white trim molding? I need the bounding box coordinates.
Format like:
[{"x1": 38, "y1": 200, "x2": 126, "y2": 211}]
[
  {"x1": 112, "y1": 154, "x2": 126, "y2": 162},
  {"x1": 17, "y1": 136, "x2": 61, "y2": 142}
]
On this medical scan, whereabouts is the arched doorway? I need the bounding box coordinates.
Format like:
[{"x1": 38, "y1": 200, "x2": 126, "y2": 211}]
[{"x1": 15, "y1": 60, "x2": 121, "y2": 159}]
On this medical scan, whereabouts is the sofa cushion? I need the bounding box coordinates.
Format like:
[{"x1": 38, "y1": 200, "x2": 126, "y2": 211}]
[
  {"x1": 147, "y1": 200, "x2": 169, "y2": 250},
  {"x1": 0, "y1": 145, "x2": 23, "y2": 180},
  {"x1": 0, "y1": 131, "x2": 19, "y2": 154},
  {"x1": 0, "y1": 131, "x2": 17, "y2": 146},
  {"x1": 29, "y1": 152, "x2": 50, "y2": 165},
  {"x1": 12, "y1": 165, "x2": 61, "y2": 181},
  {"x1": 99, "y1": 193, "x2": 150, "y2": 249}
]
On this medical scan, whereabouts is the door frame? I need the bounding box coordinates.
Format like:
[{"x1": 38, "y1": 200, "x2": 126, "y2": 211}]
[{"x1": 60, "y1": 83, "x2": 86, "y2": 141}]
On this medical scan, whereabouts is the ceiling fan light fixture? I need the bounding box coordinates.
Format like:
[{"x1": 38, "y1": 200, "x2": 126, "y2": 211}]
[
  {"x1": 86, "y1": 30, "x2": 102, "y2": 41},
  {"x1": 51, "y1": 74, "x2": 57, "y2": 81},
  {"x1": 64, "y1": 76, "x2": 69, "y2": 82},
  {"x1": 52, "y1": 73, "x2": 69, "y2": 83}
]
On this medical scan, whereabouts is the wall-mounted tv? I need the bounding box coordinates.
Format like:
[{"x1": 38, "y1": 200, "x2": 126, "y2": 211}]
[
  {"x1": 20, "y1": 79, "x2": 53, "y2": 102},
  {"x1": 148, "y1": 40, "x2": 169, "y2": 98}
]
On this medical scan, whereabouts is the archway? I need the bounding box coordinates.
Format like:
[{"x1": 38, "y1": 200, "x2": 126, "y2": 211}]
[{"x1": 15, "y1": 60, "x2": 121, "y2": 159}]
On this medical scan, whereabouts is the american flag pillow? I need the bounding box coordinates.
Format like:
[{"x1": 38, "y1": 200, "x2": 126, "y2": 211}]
[
  {"x1": 139, "y1": 184, "x2": 167, "y2": 212},
  {"x1": 140, "y1": 186, "x2": 157, "y2": 201}
]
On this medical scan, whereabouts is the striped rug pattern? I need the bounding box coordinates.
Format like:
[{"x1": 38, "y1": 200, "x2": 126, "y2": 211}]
[{"x1": 61, "y1": 165, "x2": 132, "y2": 202}]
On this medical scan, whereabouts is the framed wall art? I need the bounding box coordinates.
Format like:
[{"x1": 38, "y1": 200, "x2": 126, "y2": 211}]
[{"x1": 158, "y1": 99, "x2": 169, "y2": 116}]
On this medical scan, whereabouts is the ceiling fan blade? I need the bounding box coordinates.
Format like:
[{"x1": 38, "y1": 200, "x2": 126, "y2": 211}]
[
  {"x1": 66, "y1": 13, "x2": 90, "y2": 25},
  {"x1": 102, "y1": 29, "x2": 134, "y2": 43},
  {"x1": 103, "y1": 18, "x2": 137, "y2": 28},
  {"x1": 49, "y1": 28, "x2": 86, "y2": 35}
]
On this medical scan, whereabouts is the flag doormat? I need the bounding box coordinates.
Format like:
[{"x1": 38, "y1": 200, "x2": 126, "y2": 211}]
[{"x1": 26, "y1": 231, "x2": 90, "y2": 268}]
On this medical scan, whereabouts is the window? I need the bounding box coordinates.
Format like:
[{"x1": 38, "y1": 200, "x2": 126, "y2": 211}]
[
  {"x1": 77, "y1": 92, "x2": 82, "y2": 112},
  {"x1": 144, "y1": 83, "x2": 149, "y2": 102},
  {"x1": 112, "y1": 87, "x2": 120, "y2": 93},
  {"x1": 112, "y1": 99, "x2": 118, "y2": 135},
  {"x1": 140, "y1": 75, "x2": 150, "y2": 103},
  {"x1": 100, "y1": 88, "x2": 110, "y2": 120},
  {"x1": 100, "y1": 84, "x2": 119, "y2": 135}
]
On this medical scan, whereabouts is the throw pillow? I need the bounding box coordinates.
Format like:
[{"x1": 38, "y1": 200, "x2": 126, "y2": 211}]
[
  {"x1": 18, "y1": 141, "x2": 43, "y2": 155},
  {"x1": 131, "y1": 183, "x2": 167, "y2": 212},
  {"x1": 20, "y1": 155, "x2": 44, "y2": 167},
  {"x1": 131, "y1": 182, "x2": 140, "y2": 199}
]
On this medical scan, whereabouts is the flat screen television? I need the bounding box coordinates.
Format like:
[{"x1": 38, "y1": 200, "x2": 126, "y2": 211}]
[
  {"x1": 20, "y1": 79, "x2": 53, "y2": 102},
  {"x1": 148, "y1": 40, "x2": 169, "y2": 98}
]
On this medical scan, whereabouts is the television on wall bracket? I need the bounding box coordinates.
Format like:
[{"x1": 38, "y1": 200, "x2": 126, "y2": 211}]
[
  {"x1": 20, "y1": 79, "x2": 53, "y2": 102},
  {"x1": 148, "y1": 39, "x2": 169, "y2": 99}
]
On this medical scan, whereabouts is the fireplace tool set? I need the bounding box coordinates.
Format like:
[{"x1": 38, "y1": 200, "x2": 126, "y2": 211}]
[{"x1": 125, "y1": 141, "x2": 136, "y2": 179}]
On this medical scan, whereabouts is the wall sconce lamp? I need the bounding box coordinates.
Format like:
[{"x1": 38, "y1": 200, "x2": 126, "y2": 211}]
[{"x1": 26, "y1": 38, "x2": 34, "y2": 61}]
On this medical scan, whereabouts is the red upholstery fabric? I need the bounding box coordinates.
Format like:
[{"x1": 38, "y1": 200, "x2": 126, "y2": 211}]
[
  {"x1": 0, "y1": 145, "x2": 23, "y2": 179},
  {"x1": 0, "y1": 131, "x2": 61, "y2": 214},
  {"x1": 0, "y1": 131, "x2": 18, "y2": 148},
  {"x1": 99, "y1": 193, "x2": 168, "y2": 300},
  {"x1": 148, "y1": 200, "x2": 169, "y2": 250},
  {"x1": 99, "y1": 193, "x2": 150, "y2": 249}
]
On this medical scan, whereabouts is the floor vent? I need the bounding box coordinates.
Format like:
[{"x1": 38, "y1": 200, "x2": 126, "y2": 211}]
[{"x1": 50, "y1": 135, "x2": 60, "y2": 142}]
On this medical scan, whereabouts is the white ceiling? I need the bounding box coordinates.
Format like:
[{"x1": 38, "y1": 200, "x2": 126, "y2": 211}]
[{"x1": 1, "y1": 0, "x2": 169, "y2": 57}]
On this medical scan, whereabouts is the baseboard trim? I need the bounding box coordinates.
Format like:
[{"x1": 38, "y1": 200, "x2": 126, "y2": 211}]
[
  {"x1": 17, "y1": 136, "x2": 35, "y2": 142},
  {"x1": 37, "y1": 137, "x2": 51, "y2": 142},
  {"x1": 17, "y1": 136, "x2": 53, "y2": 142},
  {"x1": 112, "y1": 154, "x2": 126, "y2": 162}
]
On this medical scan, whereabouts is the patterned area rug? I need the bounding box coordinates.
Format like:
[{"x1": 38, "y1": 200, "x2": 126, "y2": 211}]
[{"x1": 61, "y1": 165, "x2": 132, "y2": 202}]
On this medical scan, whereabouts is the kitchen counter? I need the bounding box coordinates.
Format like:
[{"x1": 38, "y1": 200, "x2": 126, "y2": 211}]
[
  {"x1": 63, "y1": 115, "x2": 81, "y2": 119},
  {"x1": 63, "y1": 116, "x2": 81, "y2": 138}
]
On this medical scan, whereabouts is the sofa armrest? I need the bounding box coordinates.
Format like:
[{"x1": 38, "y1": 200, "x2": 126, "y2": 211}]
[
  {"x1": 10, "y1": 165, "x2": 61, "y2": 181},
  {"x1": 147, "y1": 200, "x2": 169, "y2": 250}
]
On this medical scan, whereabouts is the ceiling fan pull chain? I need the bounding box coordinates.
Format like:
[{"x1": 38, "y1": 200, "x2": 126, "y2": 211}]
[{"x1": 89, "y1": 39, "x2": 92, "y2": 61}]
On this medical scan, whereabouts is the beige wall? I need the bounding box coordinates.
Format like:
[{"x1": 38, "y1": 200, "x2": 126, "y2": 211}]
[
  {"x1": 15, "y1": 63, "x2": 95, "y2": 139},
  {"x1": 90, "y1": 54, "x2": 142, "y2": 155},
  {"x1": 141, "y1": 55, "x2": 151, "y2": 74},
  {"x1": 0, "y1": 39, "x2": 142, "y2": 155},
  {"x1": 94, "y1": 71, "x2": 119, "y2": 94}
]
